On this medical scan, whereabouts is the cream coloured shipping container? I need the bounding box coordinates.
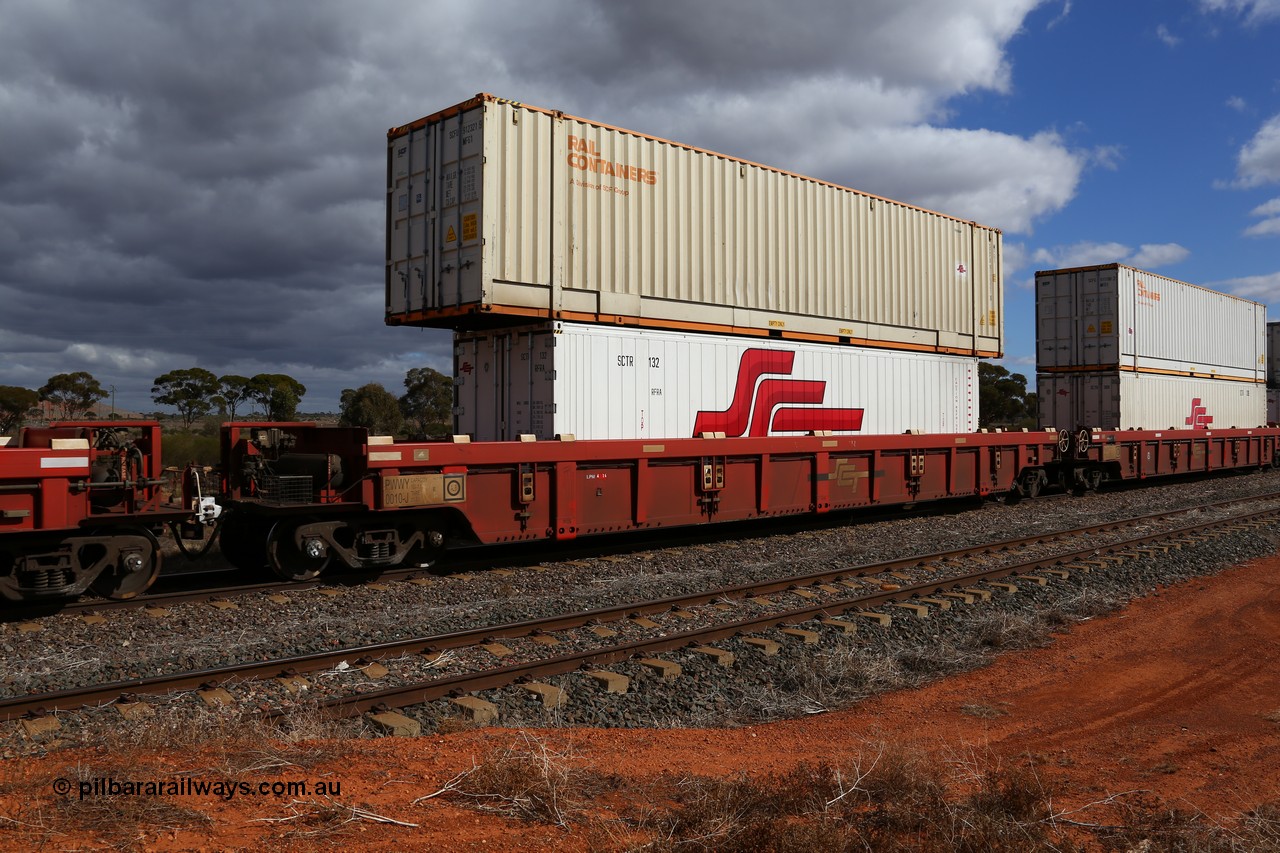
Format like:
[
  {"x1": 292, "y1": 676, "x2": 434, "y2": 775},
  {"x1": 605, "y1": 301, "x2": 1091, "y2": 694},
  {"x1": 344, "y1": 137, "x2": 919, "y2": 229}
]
[
  {"x1": 1036, "y1": 264, "x2": 1265, "y2": 381},
  {"x1": 388, "y1": 93, "x2": 1003, "y2": 357},
  {"x1": 1037, "y1": 372, "x2": 1264, "y2": 432},
  {"x1": 454, "y1": 322, "x2": 977, "y2": 442}
]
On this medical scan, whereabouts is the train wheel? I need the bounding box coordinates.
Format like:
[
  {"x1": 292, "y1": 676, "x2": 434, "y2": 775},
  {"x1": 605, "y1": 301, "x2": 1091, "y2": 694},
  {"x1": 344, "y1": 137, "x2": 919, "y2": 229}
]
[
  {"x1": 90, "y1": 529, "x2": 161, "y2": 600},
  {"x1": 267, "y1": 520, "x2": 332, "y2": 582},
  {"x1": 219, "y1": 513, "x2": 272, "y2": 572}
]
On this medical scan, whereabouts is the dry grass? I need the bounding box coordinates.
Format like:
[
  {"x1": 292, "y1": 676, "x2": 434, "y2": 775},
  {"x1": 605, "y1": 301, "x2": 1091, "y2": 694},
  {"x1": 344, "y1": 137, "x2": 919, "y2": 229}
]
[
  {"x1": 430, "y1": 739, "x2": 1280, "y2": 853},
  {"x1": 0, "y1": 700, "x2": 363, "y2": 850},
  {"x1": 434, "y1": 731, "x2": 617, "y2": 828},
  {"x1": 0, "y1": 764, "x2": 213, "y2": 851}
]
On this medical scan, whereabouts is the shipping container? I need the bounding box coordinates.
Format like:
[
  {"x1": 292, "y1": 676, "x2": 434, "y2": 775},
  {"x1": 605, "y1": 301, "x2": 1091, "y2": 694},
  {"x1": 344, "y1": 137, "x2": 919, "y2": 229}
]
[
  {"x1": 1268, "y1": 321, "x2": 1280, "y2": 387},
  {"x1": 1037, "y1": 371, "x2": 1265, "y2": 432},
  {"x1": 1035, "y1": 264, "x2": 1265, "y2": 381},
  {"x1": 1269, "y1": 388, "x2": 1279, "y2": 425},
  {"x1": 454, "y1": 322, "x2": 977, "y2": 441},
  {"x1": 387, "y1": 93, "x2": 1003, "y2": 357}
]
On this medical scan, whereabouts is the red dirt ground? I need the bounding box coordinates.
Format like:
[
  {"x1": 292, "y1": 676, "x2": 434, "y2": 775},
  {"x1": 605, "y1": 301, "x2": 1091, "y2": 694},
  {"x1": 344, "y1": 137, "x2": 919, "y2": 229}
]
[{"x1": 3, "y1": 553, "x2": 1279, "y2": 850}]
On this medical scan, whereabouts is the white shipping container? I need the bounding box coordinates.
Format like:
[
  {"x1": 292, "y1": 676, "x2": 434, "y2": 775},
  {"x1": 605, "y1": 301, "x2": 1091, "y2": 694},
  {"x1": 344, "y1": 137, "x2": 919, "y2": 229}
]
[
  {"x1": 455, "y1": 322, "x2": 977, "y2": 441},
  {"x1": 1035, "y1": 264, "x2": 1265, "y2": 380},
  {"x1": 389, "y1": 93, "x2": 1003, "y2": 357},
  {"x1": 1037, "y1": 372, "x2": 1265, "y2": 432}
]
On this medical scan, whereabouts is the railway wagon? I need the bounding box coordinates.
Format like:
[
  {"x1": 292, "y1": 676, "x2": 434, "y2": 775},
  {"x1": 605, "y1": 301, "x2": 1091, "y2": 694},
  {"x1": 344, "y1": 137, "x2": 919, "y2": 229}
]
[
  {"x1": 212, "y1": 422, "x2": 1061, "y2": 580},
  {"x1": 210, "y1": 420, "x2": 1280, "y2": 581},
  {"x1": 1041, "y1": 426, "x2": 1279, "y2": 496},
  {"x1": 0, "y1": 422, "x2": 194, "y2": 601}
]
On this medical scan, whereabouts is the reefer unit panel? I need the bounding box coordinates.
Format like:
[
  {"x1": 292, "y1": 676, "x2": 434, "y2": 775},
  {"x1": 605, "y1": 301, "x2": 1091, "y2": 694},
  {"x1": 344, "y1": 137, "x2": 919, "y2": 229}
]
[
  {"x1": 455, "y1": 323, "x2": 978, "y2": 441},
  {"x1": 389, "y1": 94, "x2": 1003, "y2": 357},
  {"x1": 1037, "y1": 372, "x2": 1265, "y2": 432},
  {"x1": 1035, "y1": 264, "x2": 1265, "y2": 381}
]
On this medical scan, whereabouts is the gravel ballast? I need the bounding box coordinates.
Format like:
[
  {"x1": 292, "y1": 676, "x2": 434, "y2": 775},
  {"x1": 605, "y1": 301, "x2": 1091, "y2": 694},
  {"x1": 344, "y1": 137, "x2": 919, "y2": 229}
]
[{"x1": 6, "y1": 470, "x2": 1280, "y2": 750}]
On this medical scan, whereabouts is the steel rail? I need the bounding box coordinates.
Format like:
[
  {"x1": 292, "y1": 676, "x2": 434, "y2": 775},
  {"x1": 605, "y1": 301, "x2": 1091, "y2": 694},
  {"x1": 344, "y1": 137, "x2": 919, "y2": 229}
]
[{"x1": 4, "y1": 499, "x2": 1276, "y2": 722}]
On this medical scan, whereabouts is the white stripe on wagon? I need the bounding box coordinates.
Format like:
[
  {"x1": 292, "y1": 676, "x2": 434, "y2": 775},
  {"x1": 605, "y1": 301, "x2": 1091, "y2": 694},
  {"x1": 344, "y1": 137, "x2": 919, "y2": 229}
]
[{"x1": 40, "y1": 456, "x2": 89, "y2": 469}]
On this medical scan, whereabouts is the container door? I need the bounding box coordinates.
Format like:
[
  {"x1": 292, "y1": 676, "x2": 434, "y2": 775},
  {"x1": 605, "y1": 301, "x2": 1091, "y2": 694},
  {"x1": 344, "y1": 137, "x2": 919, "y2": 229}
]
[
  {"x1": 387, "y1": 104, "x2": 487, "y2": 319},
  {"x1": 1077, "y1": 269, "x2": 1119, "y2": 367},
  {"x1": 1035, "y1": 274, "x2": 1073, "y2": 368},
  {"x1": 1091, "y1": 374, "x2": 1121, "y2": 430}
]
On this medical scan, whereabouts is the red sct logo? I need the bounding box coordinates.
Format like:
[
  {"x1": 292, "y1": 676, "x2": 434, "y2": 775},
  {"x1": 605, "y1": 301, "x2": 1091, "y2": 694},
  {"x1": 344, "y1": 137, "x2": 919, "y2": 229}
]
[
  {"x1": 693, "y1": 349, "x2": 864, "y2": 437},
  {"x1": 1185, "y1": 398, "x2": 1212, "y2": 429}
]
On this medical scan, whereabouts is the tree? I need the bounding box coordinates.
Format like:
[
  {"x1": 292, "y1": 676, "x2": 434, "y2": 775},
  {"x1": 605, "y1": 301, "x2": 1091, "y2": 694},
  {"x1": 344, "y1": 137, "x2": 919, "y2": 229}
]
[
  {"x1": 151, "y1": 367, "x2": 220, "y2": 429},
  {"x1": 340, "y1": 383, "x2": 404, "y2": 434},
  {"x1": 212, "y1": 374, "x2": 254, "y2": 420},
  {"x1": 0, "y1": 386, "x2": 39, "y2": 434},
  {"x1": 249, "y1": 374, "x2": 306, "y2": 421},
  {"x1": 978, "y1": 363, "x2": 1037, "y2": 429},
  {"x1": 39, "y1": 372, "x2": 107, "y2": 420},
  {"x1": 400, "y1": 367, "x2": 453, "y2": 437}
]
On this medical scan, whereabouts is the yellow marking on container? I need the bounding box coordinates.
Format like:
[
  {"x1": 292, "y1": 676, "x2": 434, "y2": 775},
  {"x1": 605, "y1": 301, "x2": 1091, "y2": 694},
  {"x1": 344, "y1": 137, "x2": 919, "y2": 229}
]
[
  {"x1": 462, "y1": 213, "x2": 478, "y2": 241},
  {"x1": 445, "y1": 225, "x2": 457, "y2": 242}
]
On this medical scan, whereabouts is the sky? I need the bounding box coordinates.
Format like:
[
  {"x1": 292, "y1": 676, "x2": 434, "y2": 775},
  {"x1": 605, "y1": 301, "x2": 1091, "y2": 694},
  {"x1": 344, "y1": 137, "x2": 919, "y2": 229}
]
[{"x1": 2, "y1": 0, "x2": 1279, "y2": 414}]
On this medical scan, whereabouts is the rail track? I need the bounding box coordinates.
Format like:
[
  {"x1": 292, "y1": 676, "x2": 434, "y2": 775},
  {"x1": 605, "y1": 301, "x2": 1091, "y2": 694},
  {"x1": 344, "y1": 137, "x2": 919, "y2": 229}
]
[{"x1": 6, "y1": 492, "x2": 1279, "y2": 726}]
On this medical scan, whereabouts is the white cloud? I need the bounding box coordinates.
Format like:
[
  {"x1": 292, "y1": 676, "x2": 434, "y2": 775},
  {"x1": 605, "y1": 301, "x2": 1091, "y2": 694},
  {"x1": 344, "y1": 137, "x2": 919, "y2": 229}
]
[
  {"x1": 1155, "y1": 24, "x2": 1181, "y2": 46},
  {"x1": 1025, "y1": 241, "x2": 1191, "y2": 280},
  {"x1": 1244, "y1": 218, "x2": 1280, "y2": 236},
  {"x1": 1090, "y1": 145, "x2": 1124, "y2": 170},
  {"x1": 1200, "y1": 0, "x2": 1280, "y2": 24},
  {"x1": 1251, "y1": 197, "x2": 1280, "y2": 216},
  {"x1": 1227, "y1": 95, "x2": 1248, "y2": 112},
  {"x1": 1046, "y1": 1, "x2": 1073, "y2": 28},
  {"x1": 1032, "y1": 241, "x2": 1134, "y2": 268},
  {"x1": 64, "y1": 343, "x2": 163, "y2": 373},
  {"x1": 1129, "y1": 243, "x2": 1193, "y2": 267},
  {"x1": 1235, "y1": 115, "x2": 1280, "y2": 186},
  {"x1": 1215, "y1": 270, "x2": 1280, "y2": 300}
]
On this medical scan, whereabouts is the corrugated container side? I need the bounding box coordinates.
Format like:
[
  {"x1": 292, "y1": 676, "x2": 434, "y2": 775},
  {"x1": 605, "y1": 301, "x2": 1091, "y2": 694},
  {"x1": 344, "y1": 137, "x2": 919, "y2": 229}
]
[
  {"x1": 389, "y1": 94, "x2": 1002, "y2": 357},
  {"x1": 1037, "y1": 371, "x2": 1265, "y2": 431},
  {"x1": 1269, "y1": 388, "x2": 1280, "y2": 425},
  {"x1": 455, "y1": 322, "x2": 978, "y2": 441},
  {"x1": 1035, "y1": 264, "x2": 1265, "y2": 380}
]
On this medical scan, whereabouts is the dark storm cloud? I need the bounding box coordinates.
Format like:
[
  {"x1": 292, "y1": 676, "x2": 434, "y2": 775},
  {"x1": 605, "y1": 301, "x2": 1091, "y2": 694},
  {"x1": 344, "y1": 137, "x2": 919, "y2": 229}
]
[
  {"x1": 0, "y1": 0, "x2": 409, "y2": 409},
  {"x1": 0, "y1": 0, "x2": 1071, "y2": 411}
]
